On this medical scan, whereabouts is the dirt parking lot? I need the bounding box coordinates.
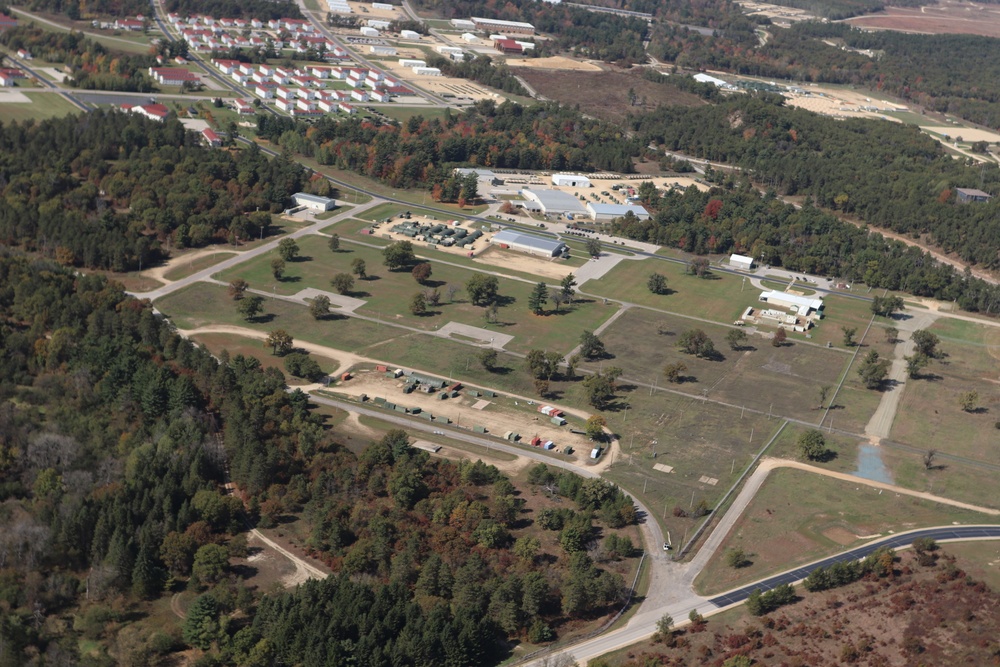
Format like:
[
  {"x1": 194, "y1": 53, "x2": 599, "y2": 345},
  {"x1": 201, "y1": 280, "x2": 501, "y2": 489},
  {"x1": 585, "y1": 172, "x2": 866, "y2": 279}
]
[{"x1": 332, "y1": 369, "x2": 591, "y2": 454}]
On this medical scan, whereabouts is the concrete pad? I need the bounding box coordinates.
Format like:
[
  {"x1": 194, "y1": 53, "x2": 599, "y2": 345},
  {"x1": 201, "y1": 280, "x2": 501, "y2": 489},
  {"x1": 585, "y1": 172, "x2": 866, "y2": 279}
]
[
  {"x1": 180, "y1": 118, "x2": 210, "y2": 132},
  {"x1": 35, "y1": 67, "x2": 68, "y2": 83},
  {"x1": 472, "y1": 399, "x2": 491, "y2": 410},
  {"x1": 437, "y1": 321, "x2": 513, "y2": 349},
  {"x1": 699, "y1": 475, "x2": 719, "y2": 486},
  {"x1": 0, "y1": 89, "x2": 31, "y2": 103},
  {"x1": 293, "y1": 287, "x2": 367, "y2": 312},
  {"x1": 653, "y1": 463, "x2": 674, "y2": 473}
]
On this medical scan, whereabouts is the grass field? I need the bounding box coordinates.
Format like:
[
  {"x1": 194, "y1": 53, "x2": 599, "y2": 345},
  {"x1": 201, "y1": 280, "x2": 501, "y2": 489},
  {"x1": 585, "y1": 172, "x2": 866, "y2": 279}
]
[
  {"x1": 155, "y1": 282, "x2": 401, "y2": 353},
  {"x1": 582, "y1": 307, "x2": 867, "y2": 429},
  {"x1": 162, "y1": 251, "x2": 237, "y2": 281},
  {"x1": 890, "y1": 317, "x2": 1000, "y2": 462},
  {"x1": 941, "y1": 541, "x2": 1000, "y2": 592},
  {"x1": 693, "y1": 468, "x2": 994, "y2": 595},
  {"x1": 214, "y1": 235, "x2": 618, "y2": 354},
  {"x1": 0, "y1": 92, "x2": 81, "y2": 121},
  {"x1": 376, "y1": 106, "x2": 453, "y2": 123}
]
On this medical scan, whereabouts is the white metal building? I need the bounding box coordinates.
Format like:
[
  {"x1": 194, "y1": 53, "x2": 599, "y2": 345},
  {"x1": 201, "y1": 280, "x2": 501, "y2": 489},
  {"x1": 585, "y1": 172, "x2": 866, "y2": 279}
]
[
  {"x1": 491, "y1": 229, "x2": 568, "y2": 257},
  {"x1": 372, "y1": 2, "x2": 394, "y2": 9},
  {"x1": 520, "y1": 188, "x2": 587, "y2": 215},
  {"x1": 370, "y1": 45, "x2": 397, "y2": 55},
  {"x1": 552, "y1": 173, "x2": 591, "y2": 188},
  {"x1": 455, "y1": 168, "x2": 501, "y2": 185},
  {"x1": 471, "y1": 16, "x2": 535, "y2": 34},
  {"x1": 293, "y1": 193, "x2": 337, "y2": 211},
  {"x1": 367, "y1": 19, "x2": 391, "y2": 29},
  {"x1": 399, "y1": 59, "x2": 426, "y2": 67},
  {"x1": 729, "y1": 253, "x2": 754, "y2": 271},
  {"x1": 400, "y1": 29, "x2": 421, "y2": 39},
  {"x1": 758, "y1": 290, "x2": 824, "y2": 316},
  {"x1": 450, "y1": 18, "x2": 476, "y2": 30},
  {"x1": 413, "y1": 67, "x2": 441, "y2": 76},
  {"x1": 586, "y1": 202, "x2": 650, "y2": 222},
  {"x1": 359, "y1": 26, "x2": 379, "y2": 36}
]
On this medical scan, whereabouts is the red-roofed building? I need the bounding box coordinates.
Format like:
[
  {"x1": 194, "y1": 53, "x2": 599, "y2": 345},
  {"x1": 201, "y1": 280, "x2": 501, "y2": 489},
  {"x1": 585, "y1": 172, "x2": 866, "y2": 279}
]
[
  {"x1": 0, "y1": 14, "x2": 19, "y2": 31},
  {"x1": 121, "y1": 102, "x2": 170, "y2": 121},
  {"x1": 234, "y1": 98, "x2": 255, "y2": 115},
  {"x1": 202, "y1": 128, "x2": 221, "y2": 146},
  {"x1": 494, "y1": 39, "x2": 523, "y2": 54},
  {"x1": 0, "y1": 68, "x2": 26, "y2": 86},
  {"x1": 149, "y1": 67, "x2": 198, "y2": 85},
  {"x1": 115, "y1": 18, "x2": 145, "y2": 31}
]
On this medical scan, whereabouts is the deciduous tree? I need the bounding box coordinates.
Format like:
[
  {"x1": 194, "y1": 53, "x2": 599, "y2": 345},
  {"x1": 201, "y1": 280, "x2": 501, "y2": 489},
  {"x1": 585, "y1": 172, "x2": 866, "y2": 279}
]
[
  {"x1": 798, "y1": 429, "x2": 828, "y2": 461},
  {"x1": 309, "y1": 295, "x2": 331, "y2": 320},
  {"x1": 351, "y1": 257, "x2": 366, "y2": 279},
  {"x1": 277, "y1": 238, "x2": 299, "y2": 261},
  {"x1": 228, "y1": 278, "x2": 248, "y2": 300},
  {"x1": 237, "y1": 294, "x2": 263, "y2": 321},
  {"x1": 579, "y1": 331, "x2": 606, "y2": 359},
  {"x1": 410, "y1": 292, "x2": 427, "y2": 316},
  {"x1": 412, "y1": 262, "x2": 432, "y2": 285},
  {"x1": 265, "y1": 329, "x2": 293, "y2": 356},
  {"x1": 663, "y1": 361, "x2": 687, "y2": 383},
  {"x1": 647, "y1": 272, "x2": 668, "y2": 294},
  {"x1": 466, "y1": 273, "x2": 499, "y2": 306},
  {"x1": 270, "y1": 257, "x2": 285, "y2": 280},
  {"x1": 331, "y1": 273, "x2": 354, "y2": 295},
  {"x1": 678, "y1": 329, "x2": 715, "y2": 358},
  {"x1": 383, "y1": 240, "x2": 415, "y2": 270},
  {"x1": 328, "y1": 234, "x2": 340, "y2": 252},
  {"x1": 726, "y1": 328, "x2": 747, "y2": 350}
]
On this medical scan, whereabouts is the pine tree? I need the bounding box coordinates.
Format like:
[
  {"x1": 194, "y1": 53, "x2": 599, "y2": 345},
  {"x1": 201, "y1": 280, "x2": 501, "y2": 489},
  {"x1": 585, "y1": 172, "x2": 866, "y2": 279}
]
[{"x1": 528, "y1": 282, "x2": 548, "y2": 315}]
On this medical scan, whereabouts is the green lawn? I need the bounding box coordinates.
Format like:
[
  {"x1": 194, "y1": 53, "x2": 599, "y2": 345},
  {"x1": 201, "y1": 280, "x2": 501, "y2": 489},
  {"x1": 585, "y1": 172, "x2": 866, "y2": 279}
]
[
  {"x1": 584, "y1": 257, "x2": 765, "y2": 323},
  {"x1": 190, "y1": 331, "x2": 343, "y2": 383},
  {"x1": 154, "y1": 282, "x2": 400, "y2": 353},
  {"x1": 693, "y1": 468, "x2": 995, "y2": 595},
  {"x1": 0, "y1": 92, "x2": 81, "y2": 121},
  {"x1": 214, "y1": 235, "x2": 618, "y2": 355},
  {"x1": 162, "y1": 251, "x2": 238, "y2": 281}
]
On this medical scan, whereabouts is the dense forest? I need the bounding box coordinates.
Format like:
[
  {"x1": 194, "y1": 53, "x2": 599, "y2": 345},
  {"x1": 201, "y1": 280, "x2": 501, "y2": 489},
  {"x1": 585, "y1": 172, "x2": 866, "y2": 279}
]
[
  {"x1": 745, "y1": 0, "x2": 923, "y2": 20},
  {"x1": 256, "y1": 99, "x2": 641, "y2": 183},
  {"x1": 0, "y1": 111, "x2": 304, "y2": 271},
  {"x1": 631, "y1": 97, "x2": 1000, "y2": 275},
  {"x1": 163, "y1": 0, "x2": 302, "y2": 20},
  {"x1": 0, "y1": 25, "x2": 157, "y2": 92},
  {"x1": 0, "y1": 253, "x2": 636, "y2": 664},
  {"x1": 15, "y1": 0, "x2": 149, "y2": 20}
]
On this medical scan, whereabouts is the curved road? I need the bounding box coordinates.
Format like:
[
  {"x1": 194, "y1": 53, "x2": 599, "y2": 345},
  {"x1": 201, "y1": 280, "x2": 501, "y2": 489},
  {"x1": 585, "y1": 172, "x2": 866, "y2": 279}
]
[{"x1": 708, "y1": 525, "x2": 1000, "y2": 607}]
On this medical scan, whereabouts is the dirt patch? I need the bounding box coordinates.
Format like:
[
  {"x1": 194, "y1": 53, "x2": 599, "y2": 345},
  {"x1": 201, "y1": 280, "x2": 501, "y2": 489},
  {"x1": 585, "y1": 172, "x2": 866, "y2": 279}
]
[
  {"x1": 473, "y1": 245, "x2": 574, "y2": 280},
  {"x1": 511, "y1": 66, "x2": 706, "y2": 123},
  {"x1": 845, "y1": 0, "x2": 1000, "y2": 37},
  {"x1": 332, "y1": 368, "x2": 592, "y2": 454},
  {"x1": 822, "y1": 525, "x2": 858, "y2": 545},
  {"x1": 504, "y1": 55, "x2": 602, "y2": 71}
]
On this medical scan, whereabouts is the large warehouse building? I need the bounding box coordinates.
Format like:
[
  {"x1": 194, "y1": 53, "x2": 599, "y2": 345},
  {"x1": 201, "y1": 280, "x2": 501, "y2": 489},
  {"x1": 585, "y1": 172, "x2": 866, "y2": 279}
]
[
  {"x1": 292, "y1": 193, "x2": 336, "y2": 211},
  {"x1": 552, "y1": 173, "x2": 591, "y2": 188},
  {"x1": 586, "y1": 202, "x2": 650, "y2": 222},
  {"x1": 758, "y1": 290, "x2": 824, "y2": 316},
  {"x1": 520, "y1": 188, "x2": 586, "y2": 216},
  {"x1": 491, "y1": 229, "x2": 567, "y2": 257},
  {"x1": 471, "y1": 16, "x2": 535, "y2": 34}
]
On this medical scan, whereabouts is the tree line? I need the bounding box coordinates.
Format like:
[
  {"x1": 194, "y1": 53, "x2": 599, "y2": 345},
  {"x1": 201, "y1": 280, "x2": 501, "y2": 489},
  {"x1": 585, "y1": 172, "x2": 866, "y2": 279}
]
[
  {"x1": 164, "y1": 0, "x2": 302, "y2": 20},
  {"x1": 0, "y1": 110, "x2": 305, "y2": 271}
]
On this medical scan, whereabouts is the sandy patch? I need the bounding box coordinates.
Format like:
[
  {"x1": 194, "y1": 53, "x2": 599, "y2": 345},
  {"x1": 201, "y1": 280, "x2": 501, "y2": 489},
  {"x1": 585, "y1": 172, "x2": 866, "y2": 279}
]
[
  {"x1": 472, "y1": 245, "x2": 574, "y2": 281},
  {"x1": 143, "y1": 248, "x2": 237, "y2": 282},
  {"x1": 180, "y1": 118, "x2": 210, "y2": 132},
  {"x1": 923, "y1": 126, "x2": 1000, "y2": 142},
  {"x1": 822, "y1": 526, "x2": 858, "y2": 545},
  {"x1": 0, "y1": 89, "x2": 32, "y2": 103},
  {"x1": 505, "y1": 56, "x2": 602, "y2": 71},
  {"x1": 346, "y1": 0, "x2": 402, "y2": 20},
  {"x1": 34, "y1": 66, "x2": 68, "y2": 83}
]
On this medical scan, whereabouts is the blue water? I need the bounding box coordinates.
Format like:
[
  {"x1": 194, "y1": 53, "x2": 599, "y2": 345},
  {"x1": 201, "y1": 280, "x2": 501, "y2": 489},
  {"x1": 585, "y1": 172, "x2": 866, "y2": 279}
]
[{"x1": 853, "y1": 444, "x2": 893, "y2": 485}]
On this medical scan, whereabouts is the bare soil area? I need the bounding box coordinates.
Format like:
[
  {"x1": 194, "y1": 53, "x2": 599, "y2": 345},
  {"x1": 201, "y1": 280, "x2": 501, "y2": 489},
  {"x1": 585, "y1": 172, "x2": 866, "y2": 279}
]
[
  {"x1": 510, "y1": 66, "x2": 706, "y2": 123},
  {"x1": 504, "y1": 56, "x2": 602, "y2": 71},
  {"x1": 845, "y1": 0, "x2": 1000, "y2": 37},
  {"x1": 473, "y1": 245, "x2": 575, "y2": 281}
]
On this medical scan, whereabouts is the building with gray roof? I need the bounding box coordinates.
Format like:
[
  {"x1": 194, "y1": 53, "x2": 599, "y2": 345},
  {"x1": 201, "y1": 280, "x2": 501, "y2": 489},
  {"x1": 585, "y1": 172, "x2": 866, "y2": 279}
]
[{"x1": 491, "y1": 229, "x2": 567, "y2": 257}]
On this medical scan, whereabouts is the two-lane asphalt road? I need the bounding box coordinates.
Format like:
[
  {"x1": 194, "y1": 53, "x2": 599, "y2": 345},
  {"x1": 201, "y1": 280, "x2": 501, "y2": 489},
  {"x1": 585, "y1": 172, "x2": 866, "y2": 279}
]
[{"x1": 707, "y1": 524, "x2": 1000, "y2": 607}]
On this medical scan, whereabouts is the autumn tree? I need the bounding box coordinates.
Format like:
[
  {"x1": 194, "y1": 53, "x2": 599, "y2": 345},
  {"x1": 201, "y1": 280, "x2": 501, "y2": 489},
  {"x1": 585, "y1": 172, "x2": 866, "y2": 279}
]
[
  {"x1": 687, "y1": 257, "x2": 711, "y2": 278},
  {"x1": 663, "y1": 361, "x2": 687, "y2": 383},
  {"x1": 412, "y1": 262, "x2": 432, "y2": 285},
  {"x1": 772, "y1": 327, "x2": 787, "y2": 347},
  {"x1": 410, "y1": 292, "x2": 427, "y2": 316},
  {"x1": 265, "y1": 330, "x2": 293, "y2": 356},
  {"x1": 959, "y1": 389, "x2": 979, "y2": 412},
  {"x1": 228, "y1": 278, "x2": 248, "y2": 300},
  {"x1": 585, "y1": 415, "x2": 607, "y2": 441},
  {"x1": 270, "y1": 257, "x2": 285, "y2": 280}
]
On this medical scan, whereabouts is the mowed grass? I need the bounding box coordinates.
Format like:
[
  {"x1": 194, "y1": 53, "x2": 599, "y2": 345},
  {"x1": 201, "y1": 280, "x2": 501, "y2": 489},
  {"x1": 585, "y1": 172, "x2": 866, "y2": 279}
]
[
  {"x1": 214, "y1": 235, "x2": 618, "y2": 355},
  {"x1": 0, "y1": 92, "x2": 81, "y2": 121},
  {"x1": 584, "y1": 257, "x2": 761, "y2": 322},
  {"x1": 154, "y1": 282, "x2": 400, "y2": 353},
  {"x1": 584, "y1": 307, "x2": 864, "y2": 428},
  {"x1": 693, "y1": 468, "x2": 994, "y2": 595},
  {"x1": 942, "y1": 542, "x2": 1000, "y2": 592},
  {"x1": 162, "y1": 251, "x2": 237, "y2": 281},
  {"x1": 890, "y1": 317, "x2": 1000, "y2": 462}
]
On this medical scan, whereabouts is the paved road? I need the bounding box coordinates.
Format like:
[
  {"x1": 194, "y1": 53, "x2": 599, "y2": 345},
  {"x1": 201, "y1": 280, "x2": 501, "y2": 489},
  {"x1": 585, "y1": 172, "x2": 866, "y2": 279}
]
[{"x1": 708, "y1": 525, "x2": 1000, "y2": 607}]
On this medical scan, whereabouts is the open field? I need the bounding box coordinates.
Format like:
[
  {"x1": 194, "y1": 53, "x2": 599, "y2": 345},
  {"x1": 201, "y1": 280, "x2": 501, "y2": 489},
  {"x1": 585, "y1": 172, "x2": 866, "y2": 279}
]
[
  {"x1": 693, "y1": 468, "x2": 994, "y2": 595},
  {"x1": 845, "y1": 0, "x2": 1000, "y2": 37},
  {"x1": 375, "y1": 106, "x2": 453, "y2": 123},
  {"x1": 510, "y1": 66, "x2": 706, "y2": 123},
  {"x1": 161, "y1": 251, "x2": 238, "y2": 281},
  {"x1": 890, "y1": 317, "x2": 1000, "y2": 462},
  {"x1": 0, "y1": 91, "x2": 81, "y2": 121},
  {"x1": 154, "y1": 282, "x2": 401, "y2": 353},
  {"x1": 214, "y1": 235, "x2": 618, "y2": 354},
  {"x1": 580, "y1": 306, "x2": 857, "y2": 426}
]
